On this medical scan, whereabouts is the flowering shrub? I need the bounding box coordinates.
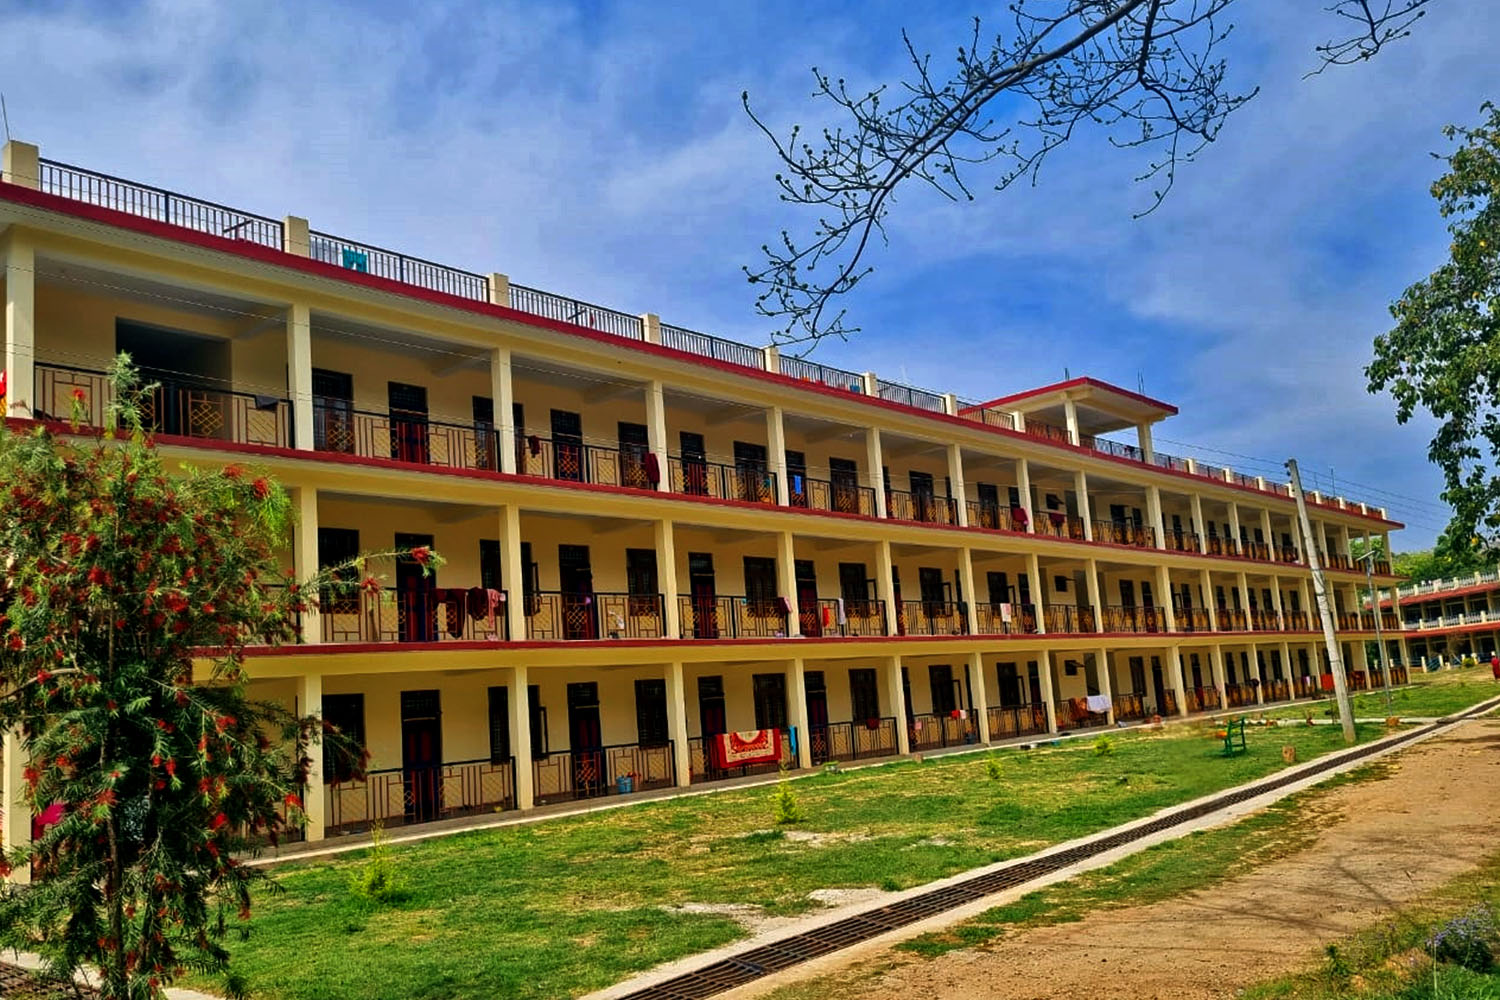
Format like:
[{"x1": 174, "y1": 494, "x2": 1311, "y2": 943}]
[{"x1": 1428, "y1": 905, "x2": 1496, "y2": 972}]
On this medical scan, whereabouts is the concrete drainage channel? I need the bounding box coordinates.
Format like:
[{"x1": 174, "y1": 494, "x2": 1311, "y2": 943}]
[{"x1": 606, "y1": 698, "x2": 1500, "y2": 1000}]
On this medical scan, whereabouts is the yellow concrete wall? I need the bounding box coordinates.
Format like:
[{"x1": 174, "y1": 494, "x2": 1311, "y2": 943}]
[{"x1": 309, "y1": 333, "x2": 492, "y2": 423}]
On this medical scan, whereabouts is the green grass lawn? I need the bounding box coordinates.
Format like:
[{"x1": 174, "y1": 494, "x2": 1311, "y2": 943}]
[
  {"x1": 1263, "y1": 667, "x2": 1499, "y2": 722},
  {"x1": 210, "y1": 721, "x2": 1399, "y2": 1000}
]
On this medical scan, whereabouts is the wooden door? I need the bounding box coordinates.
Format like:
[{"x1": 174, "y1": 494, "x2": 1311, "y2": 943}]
[
  {"x1": 688, "y1": 553, "x2": 717, "y2": 638},
  {"x1": 566, "y1": 682, "x2": 605, "y2": 797},
  {"x1": 550, "y1": 409, "x2": 584, "y2": 481},
  {"x1": 395, "y1": 532, "x2": 435, "y2": 642},
  {"x1": 558, "y1": 544, "x2": 595, "y2": 640},
  {"x1": 311, "y1": 368, "x2": 354, "y2": 452},
  {"x1": 680, "y1": 431, "x2": 708, "y2": 495},
  {"x1": 400, "y1": 690, "x2": 442, "y2": 823},
  {"x1": 388, "y1": 382, "x2": 430, "y2": 464},
  {"x1": 795, "y1": 559, "x2": 820, "y2": 636},
  {"x1": 618, "y1": 421, "x2": 649, "y2": 488}
]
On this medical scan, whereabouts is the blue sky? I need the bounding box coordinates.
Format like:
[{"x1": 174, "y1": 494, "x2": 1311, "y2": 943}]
[{"x1": 2, "y1": 0, "x2": 1490, "y2": 546}]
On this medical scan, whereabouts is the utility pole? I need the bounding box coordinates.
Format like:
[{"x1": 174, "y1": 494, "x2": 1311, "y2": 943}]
[
  {"x1": 1360, "y1": 549, "x2": 1395, "y2": 716},
  {"x1": 1287, "y1": 459, "x2": 1356, "y2": 743}
]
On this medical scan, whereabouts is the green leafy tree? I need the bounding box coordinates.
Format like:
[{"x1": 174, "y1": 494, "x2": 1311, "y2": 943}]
[
  {"x1": 1370, "y1": 103, "x2": 1500, "y2": 549},
  {"x1": 0, "y1": 359, "x2": 436, "y2": 999}
]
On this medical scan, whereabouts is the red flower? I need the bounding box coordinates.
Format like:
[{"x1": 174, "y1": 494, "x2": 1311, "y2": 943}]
[
  {"x1": 284, "y1": 792, "x2": 302, "y2": 809},
  {"x1": 251, "y1": 478, "x2": 270, "y2": 499},
  {"x1": 7, "y1": 634, "x2": 24, "y2": 652},
  {"x1": 222, "y1": 464, "x2": 243, "y2": 480},
  {"x1": 361, "y1": 575, "x2": 380, "y2": 594},
  {"x1": 70, "y1": 387, "x2": 86, "y2": 403},
  {"x1": 210, "y1": 812, "x2": 228, "y2": 831},
  {"x1": 410, "y1": 545, "x2": 431, "y2": 565},
  {"x1": 86, "y1": 566, "x2": 107, "y2": 586},
  {"x1": 163, "y1": 594, "x2": 189, "y2": 614}
]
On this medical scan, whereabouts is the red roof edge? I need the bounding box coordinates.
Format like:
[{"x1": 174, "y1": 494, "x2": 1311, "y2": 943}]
[{"x1": 963, "y1": 376, "x2": 1180, "y2": 417}]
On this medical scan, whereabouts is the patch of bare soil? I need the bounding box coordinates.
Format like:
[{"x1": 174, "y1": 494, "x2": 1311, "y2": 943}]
[{"x1": 785, "y1": 717, "x2": 1500, "y2": 1000}]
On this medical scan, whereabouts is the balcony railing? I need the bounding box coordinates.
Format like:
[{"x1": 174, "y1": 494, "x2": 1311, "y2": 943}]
[
  {"x1": 523, "y1": 592, "x2": 665, "y2": 641},
  {"x1": 1094, "y1": 520, "x2": 1156, "y2": 548},
  {"x1": 1294, "y1": 676, "x2": 1319, "y2": 699},
  {"x1": 876, "y1": 379, "x2": 947, "y2": 413},
  {"x1": 1043, "y1": 604, "x2": 1096, "y2": 634},
  {"x1": 1183, "y1": 685, "x2": 1222, "y2": 713},
  {"x1": 38, "y1": 158, "x2": 284, "y2": 248},
  {"x1": 1175, "y1": 606, "x2": 1213, "y2": 633},
  {"x1": 908, "y1": 711, "x2": 980, "y2": 751},
  {"x1": 789, "y1": 476, "x2": 876, "y2": 516},
  {"x1": 1023, "y1": 419, "x2": 1072, "y2": 445},
  {"x1": 960, "y1": 405, "x2": 1016, "y2": 431},
  {"x1": 1034, "y1": 508, "x2": 1086, "y2": 540},
  {"x1": 1087, "y1": 436, "x2": 1144, "y2": 462},
  {"x1": 1244, "y1": 541, "x2": 1272, "y2": 562},
  {"x1": 326, "y1": 757, "x2": 516, "y2": 835},
  {"x1": 1284, "y1": 610, "x2": 1311, "y2": 630},
  {"x1": 309, "y1": 231, "x2": 488, "y2": 301},
  {"x1": 1113, "y1": 692, "x2": 1148, "y2": 721},
  {"x1": 660, "y1": 323, "x2": 765, "y2": 370},
  {"x1": 809, "y1": 719, "x2": 900, "y2": 765},
  {"x1": 533, "y1": 741, "x2": 676, "y2": 805},
  {"x1": 1101, "y1": 605, "x2": 1166, "y2": 634},
  {"x1": 1225, "y1": 683, "x2": 1259, "y2": 707},
  {"x1": 314, "y1": 403, "x2": 495, "y2": 470},
  {"x1": 688, "y1": 729, "x2": 794, "y2": 782},
  {"x1": 1278, "y1": 545, "x2": 1302, "y2": 564},
  {"x1": 320, "y1": 587, "x2": 510, "y2": 644},
  {"x1": 508, "y1": 283, "x2": 644, "y2": 340},
  {"x1": 886, "y1": 490, "x2": 959, "y2": 526},
  {"x1": 1217, "y1": 608, "x2": 1249, "y2": 632},
  {"x1": 516, "y1": 436, "x2": 653, "y2": 488},
  {"x1": 668, "y1": 457, "x2": 778, "y2": 504},
  {"x1": 1323, "y1": 552, "x2": 1354, "y2": 571},
  {"x1": 987, "y1": 704, "x2": 1050, "y2": 739},
  {"x1": 678, "y1": 596, "x2": 789, "y2": 639},
  {"x1": 799, "y1": 598, "x2": 889, "y2": 637},
  {"x1": 1055, "y1": 697, "x2": 1108, "y2": 732},
  {"x1": 1205, "y1": 536, "x2": 1241, "y2": 558},
  {"x1": 1163, "y1": 529, "x2": 1199, "y2": 553},
  {"x1": 1249, "y1": 609, "x2": 1281, "y2": 632},
  {"x1": 1264, "y1": 679, "x2": 1292, "y2": 703},
  {"x1": 966, "y1": 501, "x2": 1025, "y2": 532},
  {"x1": 35, "y1": 363, "x2": 293, "y2": 449},
  {"x1": 779, "y1": 355, "x2": 866, "y2": 393},
  {"x1": 897, "y1": 600, "x2": 969, "y2": 635},
  {"x1": 975, "y1": 602, "x2": 1038, "y2": 635}
]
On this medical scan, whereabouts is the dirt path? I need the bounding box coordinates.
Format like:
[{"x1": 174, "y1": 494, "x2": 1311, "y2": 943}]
[{"x1": 769, "y1": 716, "x2": 1500, "y2": 1000}]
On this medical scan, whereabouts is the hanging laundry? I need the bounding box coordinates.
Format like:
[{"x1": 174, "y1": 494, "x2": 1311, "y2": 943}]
[
  {"x1": 644, "y1": 452, "x2": 661, "y2": 485},
  {"x1": 822, "y1": 605, "x2": 834, "y2": 628},
  {"x1": 527, "y1": 434, "x2": 542, "y2": 457},
  {"x1": 835, "y1": 597, "x2": 847, "y2": 626},
  {"x1": 1085, "y1": 694, "x2": 1112, "y2": 714}
]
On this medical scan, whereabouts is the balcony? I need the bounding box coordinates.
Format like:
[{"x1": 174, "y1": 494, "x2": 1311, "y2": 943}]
[
  {"x1": 1284, "y1": 610, "x2": 1311, "y2": 630},
  {"x1": 897, "y1": 600, "x2": 970, "y2": 636},
  {"x1": 1264, "y1": 679, "x2": 1292, "y2": 703},
  {"x1": 1175, "y1": 606, "x2": 1213, "y2": 633},
  {"x1": 678, "y1": 596, "x2": 789, "y2": 639},
  {"x1": 533, "y1": 741, "x2": 676, "y2": 805},
  {"x1": 1278, "y1": 545, "x2": 1302, "y2": 564},
  {"x1": 808, "y1": 719, "x2": 900, "y2": 764},
  {"x1": 975, "y1": 602, "x2": 1038, "y2": 635},
  {"x1": 1216, "y1": 608, "x2": 1249, "y2": 632},
  {"x1": 320, "y1": 588, "x2": 510, "y2": 644},
  {"x1": 326, "y1": 757, "x2": 516, "y2": 836},
  {"x1": 909, "y1": 712, "x2": 980, "y2": 751},
  {"x1": 1055, "y1": 697, "x2": 1109, "y2": 732},
  {"x1": 965, "y1": 501, "x2": 1025, "y2": 532},
  {"x1": 668, "y1": 457, "x2": 778, "y2": 505},
  {"x1": 987, "y1": 704, "x2": 1050, "y2": 739},
  {"x1": 799, "y1": 598, "x2": 889, "y2": 637},
  {"x1": 1244, "y1": 540, "x2": 1272, "y2": 562},
  {"x1": 1249, "y1": 609, "x2": 1281, "y2": 632},
  {"x1": 37, "y1": 363, "x2": 292, "y2": 449},
  {"x1": 523, "y1": 592, "x2": 666, "y2": 641},
  {"x1": 315, "y1": 402, "x2": 496, "y2": 471},
  {"x1": 1034, "y1": 509, "x2": 1087, "y2": 540},
  {"x1": 1163, "y1": 529, "x2": 1199, "y2": 553},
  {"x1": 1042, "y1": 604, "x2": 1096, "y2": 634},
  {"x1": 789, "y1": 476, "x2": 877, "y2": 517},
  {"x1": 1183, "y1": 686, "x2": 1223, "y2": 713},
  {"x1": 886, "y1": 489, "x2": 958, "y2": 526},
  {"x1": 516, "y1": 436, "x2": 653, "y2": 488},
  {"x1": 1101, "y1": 605, "x2": 1167, "y2": 633},
  {"x1": 1113, "y1": 692, "x2": 1148, "y2": 721},
  {"x1": 1323, "y1": 552, "x2": 1354, "y2": 571},
  {"x1": 688, "y1": 729, "x2": 793, "y2": 782},
  {"x1": 1225, "y1": 683, "x2": 1258, "y2": 707},
  {"x1": 1094, "y1": 520, "x2": 1156, "y2": 549},
  {"x1": 1205, "y1": 536, "x2": 1241, "y2": 558}
]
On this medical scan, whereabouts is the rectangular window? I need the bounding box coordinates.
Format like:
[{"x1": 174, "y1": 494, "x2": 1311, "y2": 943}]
[
  {"x1": 752, "y1": 673, "x2": 788, "y2": 730},
  {"x1": 322, "y1": 693, "x2": 365, "y2": 782},
  {"x1": 744, "y1": 556, "x2": 778, "y2": 607}
]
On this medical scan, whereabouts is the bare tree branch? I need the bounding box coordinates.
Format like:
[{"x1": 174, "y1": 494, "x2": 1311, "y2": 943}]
[{"x1": 744, "y1": 0, "x2": 1434, "y2": 352}]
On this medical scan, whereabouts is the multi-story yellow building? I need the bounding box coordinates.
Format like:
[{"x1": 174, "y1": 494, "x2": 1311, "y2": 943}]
[
  {"x1": 1375, "y1": 571, "x2": 1500, "y2": 667},
  {"x1": 0, "y1": 138, "x2": 1406, "y2": 846}
]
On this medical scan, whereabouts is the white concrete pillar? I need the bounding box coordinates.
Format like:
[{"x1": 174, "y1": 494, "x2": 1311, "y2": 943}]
[
  {"x1": 3, "y1": 727, "x2": 31, "y2": 884},
  {"x1": 1260, "y1": 508, "x2": 1276, "y2": 560},
  {"x1": 283, "y1": 215, "x2": 311, "y2": 257},
  {"x1": 763, "y1": 344, "x2": 781, "y2": 373},
  {"x1": 1146, "y1": 485, "x2": 1166, "y2": 550},
  {"x1": 1201, "y1": 569, "x2": 1220, "y2": 632},
  {"x1": 4, "y1": 234, "x2": 36, "y2": 420},
  {"x1": 1096, "y1": 645, "x2": 1116, "y2": 725},
  {"x1": 1016, "y1": 458, "x2": 1035, "y2": 533},
  {"x1": 1169, "y1": 645, "x2": 1189, "y2": 717},
  {"x1": 948, "y1": 443, "x2": 969, "y2": 527},
  {"x1": 1269, "y1": 575, "x2": 1286, "y2": 631},
  {"x1": 1027, "y1": 553, "x2": 1047, "y2": 635},
  {"x1": 296, "y1": 673, "x2": 326, "y2": 841},
  {"x1": 958, "y1": 547, "x2": 980, "y2": 635},
  {"x1": 646, "y1": 380, "x2": 668, "y2": 492},
  {"x1": 656, "y1": 519, "x2": 680, "y2": 638},
  {"x1": 491, "y1": 346, "x2": 516, "y2": 474},
  {"x1": 500, "y1": 505, "x2": 527, "y2": 641},
  {"x1": 292, "y1": 487, "x2": 321, "y2": 643},
  {"x1": 883, "y1": 656, "x2": 911, "y2": 754},
  {"x1": 1085, "y1": 558, "x2": 1104, "y2": 635},
  {"x1": 969, "y1": 651, "x2": 992, "y2": 742},
  {"x1": 787, "y1": 659, "x2": 812, "y2": 769},
  {"x1": 866, "y1": 427, "x2": 887, "y2": 518},
  {"x1": 1190, "y1": 494, "x2": 1208, "y2": 554},
  {"x1": 778, "y1": 530, "x2": 800, "y2": 637},
  {"x1": 1209, "y1": 645, "x2": 1228, "y2": 709},
  {"x1": 1340, "y1": 524, "x2": 1353, "y2": 564},
  {"x1": 640, "y1": 312, "x2": 662, "y2": 345},
  {"x1": 1074, "y1": 469, "x2": 1094, "y2": 541},
  {"x1": 1228, "y1": 501, "x2": 1243, "y2": 557},
  {"x1": 1248, "y1": 645, "x2": 1266, "y2": 704},
  {"x1": 1156, "y1": 564, "x2": 1176, "y2": 632},
  {"x1": 1137, "y1": 422, "x2": 1155, "y2": 463},
  {"x1": 767, "y1": 406, "x2": 789, "y2": 506},
  {"x1": 284, "y1": 303, "x2": 314, "y2": 450},
  {"x1": 509, "y1": 665, "x2": 535, "y2": 810},
  {"x1": 488, "y1": 272, "x2": 511, "y2": 308},
  {"x1": 875, "y1": 539, "x2": 899, "y2": 636},
  {"x1": 1, "y1": 140, "x2": 40, "y2": 189},
  {"x1": 665, "y1": 661, "x2": 691, "y2": 787},
  {"x1": 1038, "y1": 651, "x2": 1059, "y2": 734},
  {"x1": 1237, "y1": 572, "x2": 1253, "y2": 629},
  {"x1": 1063, "y1": 398, "x2": 1080, "y2": 445}
]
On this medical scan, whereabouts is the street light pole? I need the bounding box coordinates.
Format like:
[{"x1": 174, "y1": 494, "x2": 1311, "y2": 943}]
[
  {"x1": 1361, "y1": 550, "x2": 1395, "y2": 716},
  {"x1": 1286, "y1": 458, "x2": 1356, "y2": 743}
]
